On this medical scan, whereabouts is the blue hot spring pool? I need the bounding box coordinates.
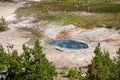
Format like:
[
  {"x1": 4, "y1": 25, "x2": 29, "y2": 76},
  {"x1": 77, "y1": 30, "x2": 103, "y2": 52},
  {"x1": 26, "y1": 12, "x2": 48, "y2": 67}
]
[{"x1": 48, "y1": 39, "x2": 88, "y2": 49}]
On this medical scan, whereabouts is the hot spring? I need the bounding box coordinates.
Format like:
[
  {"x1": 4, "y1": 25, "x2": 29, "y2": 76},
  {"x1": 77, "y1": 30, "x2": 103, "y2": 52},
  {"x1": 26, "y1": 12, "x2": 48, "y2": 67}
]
[{"x1": 48, "y1": 39, "x2": 88, "y2": 49}]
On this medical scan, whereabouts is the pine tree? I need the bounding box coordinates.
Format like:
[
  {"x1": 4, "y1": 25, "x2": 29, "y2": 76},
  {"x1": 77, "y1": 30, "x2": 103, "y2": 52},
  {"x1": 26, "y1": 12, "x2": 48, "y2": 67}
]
[
  {"x1": 113, "y1": 48, "x2": 120, "y2": 80},
  {"x1": 21, "y1": 40, "x2": 57, "y2": 80},
  {"x1": 88, "y1": 43, "x2": 116, "y2": 80},
  {"x1": 6, "y1": 50, "x2": 24, "y2": 80},
  {"x1": 0, "y1": 45, "x2": 9, "y2": 70},
  {"x1": 68, "y1": 67, "x2": 86, "y2": 80}
]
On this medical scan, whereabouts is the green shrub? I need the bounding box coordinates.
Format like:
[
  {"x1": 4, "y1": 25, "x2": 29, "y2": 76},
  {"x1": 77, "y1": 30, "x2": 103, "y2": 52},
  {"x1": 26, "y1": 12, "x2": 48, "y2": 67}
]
[
  {"x1": 106, "y1": 21, "x2": 120, "y2": 29},
  {"x1": 87, "y1": 43, "x2": 119, "y2": 80},
  {"x1": 7, "y1": 50, "x2": 24, "y2": 80},
  {"x1": 113, "y1": 48, "x2": 120, "y2": 80},
  {"x1": 0, "y1": 45, "x2": 10, "y2": 71},
  {"x1": 0, "y1": 40, "x2": 57, "y2": 80},
  {"x1": 0, "y1": 16, "x2": 8, "y2": 32},
  {"x1": 68, "y1": 68, "x2": 79, "y2": 80},
  {"x1": 68, "y1": 68, "x2": 85, "y2": 80},
  {"x1": 0, "y1": 41, "x2": 120, "y2": 80},
  {"x1": 21, "y1": 40, "x2": 57, "y2": 80},
  {"x1": 59, "y1": 70, "x2": 66, "y2": 75}
]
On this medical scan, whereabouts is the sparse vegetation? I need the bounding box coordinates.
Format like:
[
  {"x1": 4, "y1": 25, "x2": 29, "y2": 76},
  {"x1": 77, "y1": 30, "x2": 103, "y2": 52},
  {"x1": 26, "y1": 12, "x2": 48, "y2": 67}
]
[
  {"x1": 18, "y1": 27, "x2": 43, "y2": 38},
  {"x1": 16, "y1": 2, "x2": 120, "y2": 29},
  {"x1": 18, "y1": 27, "x2": 44, "y2": 45},
  {"x1": 68, "y1": 68, "x2": 85, "y2": 80},
  {"x1": 0, "y1": 16, "x2": 8, "y2": 31},
  {"x1": 59, "y1": 66, "x2": 69, "y2": 76}
]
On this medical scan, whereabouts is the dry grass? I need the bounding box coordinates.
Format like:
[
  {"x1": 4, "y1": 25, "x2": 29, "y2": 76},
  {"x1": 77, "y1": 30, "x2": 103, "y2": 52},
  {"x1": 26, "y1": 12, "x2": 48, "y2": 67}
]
[
  {"x1": 16, "y1": 2, "x2": 120, "y2": 29},
  {"x1": 18, "y1": 27, "x2": 44, "y2": 45},
  {"x1": 56, "y1": 30, "x2": 70, "y2": 39},
  {"x1": 18, "y1": 27, "x2": 43, "y2": 38}
]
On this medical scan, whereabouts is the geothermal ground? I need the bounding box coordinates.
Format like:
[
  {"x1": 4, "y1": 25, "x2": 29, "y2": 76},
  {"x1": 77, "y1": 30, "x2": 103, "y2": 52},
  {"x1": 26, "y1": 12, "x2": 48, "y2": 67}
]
[{"x1": 0, "y1": 2, "x2": 120, "y2": 68}]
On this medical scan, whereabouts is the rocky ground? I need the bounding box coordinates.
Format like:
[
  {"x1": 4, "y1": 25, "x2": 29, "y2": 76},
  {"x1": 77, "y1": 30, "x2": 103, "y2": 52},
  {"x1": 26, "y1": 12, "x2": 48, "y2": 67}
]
[{"x1": 0, "y1": 2, "x2": 119, "y2": 68}]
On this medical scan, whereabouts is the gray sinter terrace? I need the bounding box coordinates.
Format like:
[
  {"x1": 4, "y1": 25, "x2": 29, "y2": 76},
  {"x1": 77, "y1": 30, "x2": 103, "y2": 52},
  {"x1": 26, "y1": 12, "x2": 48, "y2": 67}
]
[{"x1": 48, "y1": 39, "x2": 88, "y2": 49}]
